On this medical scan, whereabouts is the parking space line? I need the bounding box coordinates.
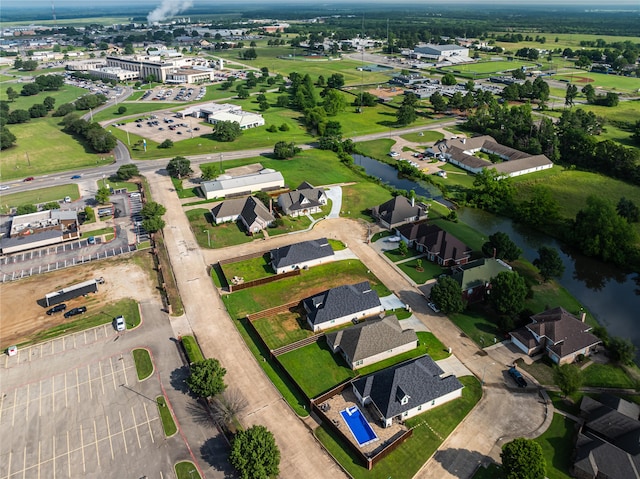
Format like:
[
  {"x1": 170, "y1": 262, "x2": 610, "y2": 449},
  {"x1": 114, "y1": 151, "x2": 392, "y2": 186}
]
[
  {"x1": 106, "y1": 415, "x2": 114, "y2": 460},
  {"x1": 131, "y1": 407, "x2": 142, "y2": 449},
  {"x1": 52, "y1": 434, "x2": 56, "y2": 479},
  {"x1": 94, "y1": 329, "x2": 98, "y2": 341},
  {"x1": 25, "y1": 384, "x2": 29, "y2": 422},
  {"x1": 76, "y1": 369, "x2": 80, "y2": 403},
  {"x1": 0, "y1": 386, "x2": 4, "y2": 423},
  {"x1": 93, "y1": 420, "x2": 100, "y2": 467},
  {"x1": 87, "y1": 365, "x2": 93, "y2": 399},
  {"x1": 143, "y1": 402, "x2": 154, "y2": 444},
  {"x1": 120, "y1": 356, "x2": 128, "y2": 387},
  {"x1": 39, "y1": 380, "x2": 42, "y2": 417},
  {"x1": 64, "y1": 372, "x2": 68, "y2": 408},
  {"x1": 67, "y1": 431, "x2": 71, "y2": 478},
  {"x1": 109, "y1": 357, "x2": 117, "y2": 391},
  {"x1": 22, "y1": 445, "x2": 26, "y2": 479},
  {"x1": 119, "y1": 411, "x2": 128, "y2": 454},
  {"x1": 80, "y1": 424, "x2": 85, "y2": 473},
  {"x1": 99, "y1": 361, "x2": 105, "y2": 395},
  {"x1": 6, "y1": 450, "x2": 11, "y2": 478},
  {"x1": 11, "y1": 388, "x2": 17, "y2": 427},
  {"x1": 83, "y1": 330, "x2": 87, "y2": 345},
  {"x1": 38, "y1": 441, "x2": 41, "y2": 479},
  {"x1": 52, "y1": 376, "x2": 56, "y2": 413}
]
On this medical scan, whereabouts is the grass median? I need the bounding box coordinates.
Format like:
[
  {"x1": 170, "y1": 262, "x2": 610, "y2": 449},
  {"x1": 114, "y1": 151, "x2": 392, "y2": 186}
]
[
  {"x1": 156, "y1": 396, "x2": 178, "y2": 437},
  {"x1": 132, "y1": 348, "x2": 154, "y2": 380}
]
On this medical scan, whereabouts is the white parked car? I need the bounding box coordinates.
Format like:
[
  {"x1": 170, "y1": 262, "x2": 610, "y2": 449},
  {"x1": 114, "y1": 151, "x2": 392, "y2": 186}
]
[
  {"x1": 114, "y1": 316, "x2": 126, "y2": 332},
  {"x1": 388, "y1": 151, "x2": 399, "y2": 157}
]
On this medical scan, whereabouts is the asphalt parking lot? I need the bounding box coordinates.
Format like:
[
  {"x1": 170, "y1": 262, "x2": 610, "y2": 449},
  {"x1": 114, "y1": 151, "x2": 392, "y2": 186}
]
[{"x1": 0, "y1": 330, "x2": 183, "y2": 479}]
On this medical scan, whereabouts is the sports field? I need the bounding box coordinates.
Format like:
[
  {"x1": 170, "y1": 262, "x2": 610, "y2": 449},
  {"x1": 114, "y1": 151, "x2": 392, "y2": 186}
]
[
  {"x1": 552, "y1": 72, "x2": 640, "y2": 94},
  {"x1": 493, "y1": 32, "x2": 640, "y2": 52},
  {"x1": 440, "y1": 60, "x2": 538, "y2": 76}
]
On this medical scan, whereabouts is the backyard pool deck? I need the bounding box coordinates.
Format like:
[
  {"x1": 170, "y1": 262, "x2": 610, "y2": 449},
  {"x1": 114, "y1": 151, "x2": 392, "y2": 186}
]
[{"x1": 319, "y1": 388, "x2": 408, "y2": 456}]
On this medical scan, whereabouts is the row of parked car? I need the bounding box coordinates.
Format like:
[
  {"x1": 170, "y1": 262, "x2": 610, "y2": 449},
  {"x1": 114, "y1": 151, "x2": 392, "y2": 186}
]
[{"x1": 45, "y1": 303, "x2": 126, "y2": 331}]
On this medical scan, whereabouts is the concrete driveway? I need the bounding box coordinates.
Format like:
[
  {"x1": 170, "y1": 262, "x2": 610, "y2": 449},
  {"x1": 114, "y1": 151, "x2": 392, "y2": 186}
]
[{"x1": 324, "y1": 186, "x2": 342, "y2": 218}]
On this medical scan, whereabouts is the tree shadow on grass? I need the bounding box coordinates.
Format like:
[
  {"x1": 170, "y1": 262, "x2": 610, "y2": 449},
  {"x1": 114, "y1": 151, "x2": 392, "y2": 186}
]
[{"x1": 432, "y1": 448, "x2": 494, "y2": 478}]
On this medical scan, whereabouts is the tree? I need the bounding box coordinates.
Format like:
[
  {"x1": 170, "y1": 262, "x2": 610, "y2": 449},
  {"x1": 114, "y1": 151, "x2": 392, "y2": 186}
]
[
  {"x1": 429, "y1": 275, "x2": 466, "y2": 314},
  {"x1": 501, "y1": 438, "x2": 546, "y2": 479},
  {"x1": 21, "y1": 83, "x2": 40, "y2": 96},
  {"x1": 326, "y1": 73, "x2": 345, "y2": 89},
  {"x1": 200, "y1": 164, "x2": 219, "y2": 181},
  {"x1": 617, "y1": 197, "x2": 639, "y2": 223},
  {"x1": 397, "y1": 241, "x2": 409, "y2": 256},
  {"x1": 430, "y1": 91, "x2": 448, "y2": 113},
  {"x1": 0, "y1": 127, "x2": 17, "y2": 150},
  {"x1": 6, "y1": 87, "x2": 18, "y2": 102},
  {"x1": 515, "y1": 186, "x2": 560, "y2": 227},
  {"x1": 608, "y1": 337, "x2": 636, "y2": 365},
  {"x1": 95, "y1": 186, "x2": 110, "y2": 204},
  {"x1": 186, "y1": 358, "x2": 227, "y2": 398},
  {"x1": 141, "y1": 201, "x2": 167, "y2": 220},
  {"x1": 582, "y1": 83, "x2": 596, "y2": 104},
  {"x1": 16, "y1": 204, "x2": 37, "y2": 215},
  {"x1": 441, "y1": 73, "x2": 457, "y2": 86},
  {"x1": 322, "y1": 89, "x2": 346, "y2": 116},
  {"x1": 213, "y1": 121, "x2": 242, "y2": 142},
  {"x1": 565, "y1": 84, "x2": 578, "y2": 107},
  {"x1": 229, "y1": 425, "x2": 280, "y2": 479},
  {"x1": 29, "y1": 104, "x2": 48, "y2": 118},
  {"x1": 553, "y1": 363, "x2": 583, "y2": 397},
  {"x1": 533, "y1": 246, "x2": 565, "y2": 282},
  {"x1": 141, "y1": 216, "x2": 165, "y2": 233},
  {"x1": 396, "y1": 104, "x2": 416, "y2": 126},
  {"x1": 273, "y1": 141, "x2": 300, "y2": 159},
  {"x1": 166, "y1": 156, "x2": 193, "y2": 179},
  {"x1": 41, "y1": 201, "x2": 61, "y2": 211},
  {"x1": 210, "y1": 388, "x2": 248, "y2": 426},
  {"x1": 470, "y1": 168, "x2": 514, "y2": 213},
  {"x1": 158, "y1": 139, "x2": 174, "y2": 149},
  {"x1": 489, "y1": 271, "x2": 528, "y2": 316},
  {"x1": 43, "y1": 96, "x2": 56, "y2": 111},
  {"x1": 236, "y1": 87, "x2": 249, "y2": 99},
  {"x1": 117, "y1": 106, "x2": 127, "y2": 115},
  {"x1": 482, "y1": 232, "x2": 522, "y2": 262},
  {"x1": 115, "y1": 164, "x2": 139, "y2": 181}
]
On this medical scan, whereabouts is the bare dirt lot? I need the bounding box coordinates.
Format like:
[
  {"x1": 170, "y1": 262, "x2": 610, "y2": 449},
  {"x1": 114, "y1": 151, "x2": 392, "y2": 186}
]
[{"x1": 0, "y1": 253, "x2": 156, "y2": 348}]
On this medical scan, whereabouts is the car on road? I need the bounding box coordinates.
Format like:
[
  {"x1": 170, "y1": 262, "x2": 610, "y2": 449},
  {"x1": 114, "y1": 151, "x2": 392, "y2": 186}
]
[
  {"x1": 71, "y1": 175, "x2": 82, "y2": 179},
  {"x1": 46, "y1": 303, "x2": 67, "y2": 315},
  {"x1": 23, "y1": 177, "x2": 35, "y2": 182},
  {"x1": 388, "y1": 151, "x2": 399, "y2": 157},
  {"x1": 427, "y1": 302, "x2": 441, "y2": 313},
  {"x1": 0, "y1": 185, "x2": 9, "y2": 190},
  {"x1": 114, "y1": 316, "x2": 126, "y2": 332},
  {"x1": 508, "y1": 366, "x2": 527, "y2": 388},
  {"x1": 64, "y1": 306, "x2": 87, "y2": 318}
]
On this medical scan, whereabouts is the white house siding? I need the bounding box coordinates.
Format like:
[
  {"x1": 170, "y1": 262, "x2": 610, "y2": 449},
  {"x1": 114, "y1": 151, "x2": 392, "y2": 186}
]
[
  {"x1": 275, "y1": 256, "x2": 333, "y2": 274},
  {"x1": 213, "y1": 213, "x2": 239, "y2": 225},
  {"x1": 447, "y1": 158, "x2": 485, "y2": 174},
  {"x1": 504, "y1": 163, "x2": 553, "y2": 178},
  {"x1": 352, "y1": 341, "x2": 418, "y2": 370},
  {"x1": 383, "y1": 387, "x2": 463, "y2": 428},
  {"x1": 309, "y1": 305, "x2": 385, "y2": 333},
  {"x1": 510, "y1": 335, "x2": 532, "y2": 355}
]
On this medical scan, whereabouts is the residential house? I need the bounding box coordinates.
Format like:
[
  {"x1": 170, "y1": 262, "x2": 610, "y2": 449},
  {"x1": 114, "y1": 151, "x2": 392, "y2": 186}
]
[
  {"x1": 352, "y1": 355, "x2": 464, "y2": 428},
  {"x1": 509, "y1": 307, "x2": 601, "y2": 364},
  {"x1": 277, "y1": 182, "x2": 327, "y2": 217},
  {"x1": 210, "y1": 196, "x2": 275, "y2": 234},
  {"x1": 326, "y1": 316, "x2": 418, "y2": 369},
  {"x1": 200, "y1": 168, "x2": 285, "y2": 200},
  {"x1": 303, "y1": 281, "x2": 384, "y2": 332},
  {"x1": 270, "y1": 237, "x2": 335, "y2": 274},
  {"x1": 573, "y1": 395, "x2": 640, "y2": 479},
  {"x1": 450, "y1": 257, "x2": 512, "y2": 303},
  {"x1": 370, "y1": 196, "x2": 428, "y2": 230},
  {"x1": 433, "y1": 135, "x2": 553, "y2": 177},
  {"x1": 396, "y1": 222, "x2": 471, "y2": 267}
]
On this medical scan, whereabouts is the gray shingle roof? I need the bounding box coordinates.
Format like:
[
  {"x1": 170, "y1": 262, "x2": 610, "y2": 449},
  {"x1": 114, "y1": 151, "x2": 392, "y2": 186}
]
[
  {"x1": 325, "y1": 316, "x2": 418, "y2": 363},
  {"x1": 277, "y1": 185, "x2": 326, "y2": 215},
  {"x1": 270, "y1": 238, "x2": 334, "y2": 270},
  {"x1": 211, "y1": 196, "x2": 274, "y2": 229},
  {"x1": 352, "y1": 355, "x2": 464, "y2": 420},
  {"x1": 396, "y1": 222, "x2": 470, "y2": 263},
  {"x1": 371, "y1": 196, "x2": 427, "y2": 228},
  {"x1": 303, "y1": 281, "x2": 382, "y2": 327}
]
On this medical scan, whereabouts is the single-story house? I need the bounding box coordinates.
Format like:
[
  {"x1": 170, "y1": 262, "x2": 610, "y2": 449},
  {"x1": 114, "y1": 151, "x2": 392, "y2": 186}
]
[
  {"x1": 370, "y1": 196, "x2": 428, "y2": 230},
  {"x1": 277, "y1": 181, "x2": 327, "y2": 217},
  {"x1": 433, "y1": 135, "x2": 553, "y2": 178},
  {"x1": 270, "y1": 237, "x2": 335, "y2": 274},
  {"x1": 573, "y1": 395, "x2": 640, "y2": 479},
  {"x1": 200, "y1": 168, "x2": 285, "y2": 200},
  {"x1": 326, "y1": 315, "x2": 418, "y2": 369},
  {"x1": 450, "y1": 257, "x2": 512, "y2": 303},
  {"x1": 303, "y1": 281, "x2": 384, "y2": 332},
  {"x1": 352, "y1": 355, "x2": 464, "y2": 428},
  {"x1": 509, "y1": 307, "x2": 601, "y2": 365},
  {"x1": 210, "y1": 196, "x2": 275, "y2": 234},
  {"x1": 396, "y1": 222, "x2": 471, "y2": 267},
  {"x1": 1, "y1": 209, "x2": 80, "y2": 255}
]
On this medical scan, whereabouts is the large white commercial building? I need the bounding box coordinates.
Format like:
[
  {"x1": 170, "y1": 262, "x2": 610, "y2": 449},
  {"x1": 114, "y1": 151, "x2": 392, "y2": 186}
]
[
  {"x1": 105, "y1": 55, "x2": 214, "y2": 84},
  {"x1": 177, "y1": 102, "x2": 264, "y2": 130}
]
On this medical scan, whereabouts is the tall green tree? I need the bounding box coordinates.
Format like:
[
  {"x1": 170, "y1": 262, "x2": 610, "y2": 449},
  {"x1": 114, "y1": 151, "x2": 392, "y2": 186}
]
[
  {"x1": 396, "y1": 104, "x2": 416, "y2": 126},
  {"x1": 212, "y1": 121, "x2": 242, "y2": 142},
  {"x1": 166, "y1": 156, "x2": 193, "y2": 179},
  {"x1": 489, "y1": 271, "x2": 528, "y2": 316},
  {"x1": 553, "y1": 363, "x2": 583, "y2": 397},
  {"x1": 533, "y1": 246, "x2": 565, "y2": 282},
  {"x1": 616, "y1": 197, "x2": 639, "y2": 223},
  {"x1": 186, "y1": 358, "x2": 227, "y2": 398},
  {"x1": 565, "y1": 83, "x2": 578, "y2": 107},
  {"x1": 501, "y1": 438, "x2": 546, "y2": 479},
  {"x1": 115, "y1": 164, "x2": 139, "y2": 181},
  {"x1": 95, "y1": 186, "x2": 111, "y2": 204},
  {"x1": 481, "y1": 231, "x2": 522, "y2": 262},
  {"x1": 229, "y1": 425, "x2": 280, "y2": 479},
  {"x1": 141, "y1": 201, "x2": 166, "y2": 220},
  {"x1": 429, "y1": 275, "x2": 466, "y2": 314},
  {"x1": 515, "y1": 186, "x2": 560, "y2": 227},
  {"x1": 608, "y1": 337, "x2": 636, "y2": 365}
]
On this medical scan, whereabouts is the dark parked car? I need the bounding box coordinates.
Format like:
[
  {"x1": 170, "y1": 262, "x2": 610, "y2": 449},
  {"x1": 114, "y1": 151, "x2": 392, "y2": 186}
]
[
  {"x1": 23, "y1": 177, "x2": 35, "y2": 182},
  {"x1": 46, "y1": 303, "x2": 67, "y2": 315},
  {"x1": 71, "y1": 175, "x2": 82, "y2": 179},
  {"x1": 508, "y1": 367, "x2": 527, "y2": 388},
  {"x1": 64, "y1": 306, "x2": 87, "y2": 318}
]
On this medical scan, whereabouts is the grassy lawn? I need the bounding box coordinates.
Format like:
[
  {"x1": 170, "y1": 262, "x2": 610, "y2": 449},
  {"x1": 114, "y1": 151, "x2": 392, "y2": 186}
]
[
  {"x1": 448, "y1": 308, "x2": 502, "y2": 348},
  {"x1": 315, "y1": 376, "x2": 481, "y2": 479},
  {"x1": 0, "y1": 184, "x2": 79, "y2": 213},
  {"x1": 132, "y1": 348, "x2": 154, "y2": 381},
  {"x1": 356, "y1": 138, "x2": 396, "y2": 160},
  {"x1": 278, "y1": 338, "x2": 357, "y2": 398},
  {"x1": 551, "y1": 73, "x2": 640, "y2": 94},
  {"x1": 400, "y1": 131, "x2": 445, "y2": 143},
  {"x1": 223, "y1": 260, "x2": 390, "y2": 319},
  {"x1": 19, "y1": 298, "x2": 140, "y2": 347},
  {"x1": 0, "y1": 84, "x2": 87, "y2": 112},
  {"x1": 101, "y1": 180, "x2": 138, "y2": 192},
  {"x1": 1, "y1": 117, "x2": 114, "y2": 181},
  {"x1": 534, "y1": 414, "x2": 576, "y2": 479},
  {"x1": 397, "y1": 259, "x2": 446, "y2": 284},
  {"x1": 222, "y1": 253, "x2": 273, "y2": 282},
  {"x1": 156, "y1": 396, "x2": 178, "y2": 437},
  {"x1": 174, "y1": 462, "x2": 201, "y2": 479},
  {"x1": 92, "y1": 102, "x2": 183, "y2": 123},
  {"x1": 81, "y1": 227, "x2": 114, "y2": 238},
  {"x1": 440, "y1": 60, "x2": 538, "y2": 77},
  {"x1": 430, "y1": 217, "x2": 486, "y2": 252},
  {"x1": 182, "y1": 335, "x2": 205, "y2": 364},
  {"x1": 341, "y1": 182, "x2": 394, "y2": 221},
  {"x1": 267, "y1": 214, "x2": 313, "y2": 236},
  {"x1": 251, "y1": 307, "x2": 314, "y2": 350},
  {"x1": 581, "y1": 363, "x2": 637, "y2": 389},
  {"x1": 383, "y1": 247, "x2": 420, "y2": 263},
  {"x1": 154, "y1": 232, "x2": 184, "y2": 316},
  {"x1": 186, "y1": 208, "x2": 254, "y2": 249}
]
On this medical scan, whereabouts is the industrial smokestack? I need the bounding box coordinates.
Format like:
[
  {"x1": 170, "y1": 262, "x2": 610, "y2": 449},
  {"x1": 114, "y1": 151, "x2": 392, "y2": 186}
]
[{"x1": 147, "y1": 0, "x2": 193, "y2": 25}]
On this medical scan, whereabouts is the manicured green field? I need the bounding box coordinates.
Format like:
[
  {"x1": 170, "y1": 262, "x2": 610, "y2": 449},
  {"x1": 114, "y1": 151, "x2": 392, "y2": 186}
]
[
  {"x1": 397, "y1": 258, "x2": 446, "y2": 284},
  {"x1": 315, "y1": 376, "x2": 481, "y2": 479},
  {"x1": 0, "y1": 84, "x2": 87, "y2": 111},
  {"x1": 156, "y1": 396, "x2": 178, "y2": 437},
  {"x1": 186, "y1": 208, "x2": 254, "y2": 249},
  {"x1": 341, "y1": 182, "x2": 394, "y2": 221},
  {"x1": 440, "y1": 60, "x2": 537, "y2": 76},
  {"x1": 181, "y1": 335, "x2": 205, "y2": 364},
  {"x1": 132, "y1": 349, "x2": 153, "y2": 380},
  {"x1": 552, "y1": 72, "x2": 640, "y2": 93},
  {"x1": 581, "y1": 363, "x2": 636, "y2": 389},
  {"x1": 400, "y1": 131, "x2": 445, "y2": 143},
  {"x1": 493, "y1": 32, "x2": 640, "y2": 52},
  {"x1": 356, "y1": 139, "x2": 396, "y2": 160},
  {"x1": 0, "y1": 184, "x2": 79, "y2": 213},
  {"x1": 92, "y1": 102, "x2": 183, "y2": 123},
  {"x1": 534, "y1": 414, "x2": 576, "y2": 479},
  {"x1": 174, "y1": 462, "x2": 201, "y2": 479},
  {"x1": 1, "y1": 117, "x2": 114, "y2": 181},
  {"x1": 222, "y1": 254, "x2": 274, "y2": 282}
]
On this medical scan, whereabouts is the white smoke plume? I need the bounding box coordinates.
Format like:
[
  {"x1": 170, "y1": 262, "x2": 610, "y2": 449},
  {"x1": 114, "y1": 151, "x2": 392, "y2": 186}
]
[{"x1": 147, "y1": 0, "x2": 193, "y2": 24}]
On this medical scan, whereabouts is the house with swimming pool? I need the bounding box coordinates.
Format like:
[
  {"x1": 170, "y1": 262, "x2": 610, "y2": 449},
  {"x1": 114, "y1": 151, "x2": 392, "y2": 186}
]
[{"x1": 352, "y1": 355, "x2": 464, "y2": 428}]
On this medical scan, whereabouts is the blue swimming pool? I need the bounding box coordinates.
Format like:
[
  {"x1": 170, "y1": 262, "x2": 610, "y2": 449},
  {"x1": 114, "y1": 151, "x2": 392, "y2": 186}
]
[{"x1": 340, "y1": 406, "x2": 378, "y2": 447}]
